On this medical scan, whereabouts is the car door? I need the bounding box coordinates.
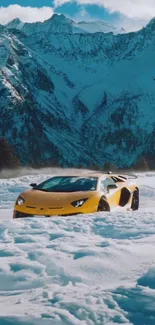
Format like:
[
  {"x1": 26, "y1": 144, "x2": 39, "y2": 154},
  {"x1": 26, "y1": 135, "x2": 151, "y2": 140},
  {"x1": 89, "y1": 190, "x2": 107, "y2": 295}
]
[{"x1": 100, "y1": 177, "x2": 121, "y2": 208}]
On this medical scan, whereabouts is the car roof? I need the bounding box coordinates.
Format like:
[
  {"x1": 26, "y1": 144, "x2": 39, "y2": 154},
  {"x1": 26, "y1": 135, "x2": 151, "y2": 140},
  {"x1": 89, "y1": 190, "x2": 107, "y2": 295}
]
[
  {"x1": 50, "y1": 172, "x2": 135, "y2": 181},
  {"x1": 79, "y1": 172, "x2": 126, "y2": 179},
  {"x1": 53, "y1": 172, "x2": 115, "y2": 179}
]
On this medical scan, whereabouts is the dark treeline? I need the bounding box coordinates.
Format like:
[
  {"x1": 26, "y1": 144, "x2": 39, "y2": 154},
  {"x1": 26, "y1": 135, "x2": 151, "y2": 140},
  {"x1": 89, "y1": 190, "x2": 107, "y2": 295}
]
[
  {"x1": 0, "y1": 137, "x2": 153, "y2": 172},
  {"x1": 0, "y1": 138, "x2": 20, "y2": 170}
]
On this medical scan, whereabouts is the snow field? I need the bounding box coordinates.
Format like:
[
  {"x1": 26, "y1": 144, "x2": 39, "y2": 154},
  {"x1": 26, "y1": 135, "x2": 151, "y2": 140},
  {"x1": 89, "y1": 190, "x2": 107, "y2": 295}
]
[{"x1": 0, "y1": 172, "x2": 155, "y2": 324}]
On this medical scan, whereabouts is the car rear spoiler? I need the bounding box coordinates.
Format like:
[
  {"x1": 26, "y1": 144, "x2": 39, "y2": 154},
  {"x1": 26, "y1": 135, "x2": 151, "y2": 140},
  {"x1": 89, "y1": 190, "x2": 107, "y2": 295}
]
[
  {"x1": 107, "y1": 171, "x2": 138, "y2": 179},
  {"x1": 89, "y1": 170, "x2": 138, "y2": 179}
]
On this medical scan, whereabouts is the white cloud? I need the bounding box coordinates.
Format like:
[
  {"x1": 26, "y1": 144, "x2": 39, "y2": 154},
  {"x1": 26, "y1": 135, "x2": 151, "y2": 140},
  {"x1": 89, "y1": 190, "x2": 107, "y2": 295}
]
[
  {"x1": 54, "y1": 0, "x2": 155, "y2": 20},
  {"x1": 54, "y1": 0, "x2": 70, "y2": 8},
  {"x1": 0, "y1": 5, "x2": 54, "y2": 25},
  {"x1": 115, "y1": 17, "x2": 148, "y2": 32},
  {"x1": 0, "y1": 1, "x2": 154, "y2": 32}
]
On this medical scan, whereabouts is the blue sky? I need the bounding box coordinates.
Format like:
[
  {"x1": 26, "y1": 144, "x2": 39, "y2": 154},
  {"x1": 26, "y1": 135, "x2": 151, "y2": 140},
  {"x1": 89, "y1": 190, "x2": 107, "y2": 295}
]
[
  {"x1": 0, "y1": 0, "x2": 154, "y2": 31},
  {"x1": 0, "y1": 0, "x2": 119, "y2": 23}
]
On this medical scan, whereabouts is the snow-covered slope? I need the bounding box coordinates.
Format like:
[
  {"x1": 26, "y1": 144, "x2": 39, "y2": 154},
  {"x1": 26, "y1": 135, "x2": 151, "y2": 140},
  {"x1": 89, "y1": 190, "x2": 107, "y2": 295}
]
[
  {"x1": 0, "y1": 171, "x2": 155, "y2": 324},
  {"x1": 1, "y1": 16, "x2": 155, "y2": 167},
  {"x1": 0, "y1": 31, "x2": 91, "y2": 166}
]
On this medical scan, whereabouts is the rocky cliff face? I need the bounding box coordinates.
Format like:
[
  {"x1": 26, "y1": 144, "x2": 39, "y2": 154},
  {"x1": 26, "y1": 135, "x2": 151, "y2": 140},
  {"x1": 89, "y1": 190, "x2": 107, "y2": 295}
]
[{"x1": 1, "y1": 15, "x2": 155, "y2": 168}]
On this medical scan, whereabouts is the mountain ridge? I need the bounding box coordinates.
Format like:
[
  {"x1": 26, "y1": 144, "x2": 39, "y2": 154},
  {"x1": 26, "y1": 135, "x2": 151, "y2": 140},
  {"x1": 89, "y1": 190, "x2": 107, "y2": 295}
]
[
  {"x1": 0, "y1": 15, "x2": 155, "y2": 168},
  {"x1": 6, "y1": 14, "x2": 126, "y2": 36}
]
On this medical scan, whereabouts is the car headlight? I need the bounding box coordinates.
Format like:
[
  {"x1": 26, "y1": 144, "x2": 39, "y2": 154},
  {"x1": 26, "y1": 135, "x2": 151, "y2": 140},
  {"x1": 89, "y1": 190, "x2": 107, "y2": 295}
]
[
  {"x1": 16, "y1": 196, "x2": 25, "y2": 206},
  {"x1": 71, "y1": 198, "x2": 88, "y2": 208}
]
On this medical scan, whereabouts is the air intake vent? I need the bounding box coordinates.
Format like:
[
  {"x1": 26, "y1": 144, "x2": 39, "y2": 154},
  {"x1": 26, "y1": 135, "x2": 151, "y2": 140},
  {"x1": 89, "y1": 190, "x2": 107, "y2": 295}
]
[
  {"x1": 26, "y1": 206, "x2": 36, "y2": 209},
  {"x1": 49, "y1": 207, "x2": 63, "y2": 210}
]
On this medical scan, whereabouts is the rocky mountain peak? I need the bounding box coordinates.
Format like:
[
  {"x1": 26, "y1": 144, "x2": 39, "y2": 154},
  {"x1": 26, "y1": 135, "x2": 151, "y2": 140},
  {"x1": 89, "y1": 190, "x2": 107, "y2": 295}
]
[
  {"x1": 5, "y1": 14, "x2": 125, "y2": 36},
  {"x1": 51, "y1": 14, "x2": 73, "y2": 24},
  {"x1": 145, "y1": 17, "x2": 155, "y2": 30},
  {"x1": 6, "y1": 18, "x2": 21, "y2": 28}
]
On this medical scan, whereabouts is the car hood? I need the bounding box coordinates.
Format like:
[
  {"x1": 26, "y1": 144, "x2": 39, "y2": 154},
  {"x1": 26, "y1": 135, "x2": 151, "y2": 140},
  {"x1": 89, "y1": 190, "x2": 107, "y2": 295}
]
[{"x1": 20, "y1": 189, "x2": 95, "y2": 207}]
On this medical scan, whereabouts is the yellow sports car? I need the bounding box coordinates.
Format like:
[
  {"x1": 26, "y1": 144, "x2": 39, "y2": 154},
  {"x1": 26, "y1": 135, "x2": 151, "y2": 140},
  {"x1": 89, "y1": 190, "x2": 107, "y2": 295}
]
[{"x1": 13, "y1": 172, "x2": 139, "y2": 218}]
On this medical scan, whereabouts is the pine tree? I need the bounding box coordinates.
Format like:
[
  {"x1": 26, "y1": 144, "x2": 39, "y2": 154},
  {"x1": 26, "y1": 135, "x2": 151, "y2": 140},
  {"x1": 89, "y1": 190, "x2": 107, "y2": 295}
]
[
  {"x1": 0, "y1": 138, "x2": 20, "y2": 169},
  {"x1": 133, "y1": 156, "x2": 149, "y2": 171}
]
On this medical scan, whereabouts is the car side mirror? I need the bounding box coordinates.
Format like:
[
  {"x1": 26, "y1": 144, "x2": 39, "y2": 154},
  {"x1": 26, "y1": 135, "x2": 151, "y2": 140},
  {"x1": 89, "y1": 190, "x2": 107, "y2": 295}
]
[
  {"x1": 107, "y1": 184, "x2": 117, "y2": 192},
  {"x1": 30, "y1": 183, "x2": 37, "y2": 188}
]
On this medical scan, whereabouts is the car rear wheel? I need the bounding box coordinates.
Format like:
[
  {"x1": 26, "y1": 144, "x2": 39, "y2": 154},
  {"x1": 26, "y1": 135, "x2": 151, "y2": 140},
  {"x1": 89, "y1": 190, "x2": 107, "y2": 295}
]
[
  {"x1": 131, "y1": 188, "x2": 139, "y2": 211},
  {"x1": 98, "y1": 197, "x2": 110, "y2": 212}
]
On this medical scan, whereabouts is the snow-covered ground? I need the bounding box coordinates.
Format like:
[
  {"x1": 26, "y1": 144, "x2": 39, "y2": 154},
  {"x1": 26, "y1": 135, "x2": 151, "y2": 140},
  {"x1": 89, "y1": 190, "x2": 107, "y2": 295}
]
[{"x1": 0, "y1": 170, "x2": 155, "y2": 325}]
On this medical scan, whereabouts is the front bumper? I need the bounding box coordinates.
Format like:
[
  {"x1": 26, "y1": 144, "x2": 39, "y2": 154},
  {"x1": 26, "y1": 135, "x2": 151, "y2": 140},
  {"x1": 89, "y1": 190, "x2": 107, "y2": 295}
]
[
  {"x1": 13, "y1": 209, "x2": 84, "y2": 219},
  {"x1": 13, "y1": 196, "x2": 99, "y2": 219}
]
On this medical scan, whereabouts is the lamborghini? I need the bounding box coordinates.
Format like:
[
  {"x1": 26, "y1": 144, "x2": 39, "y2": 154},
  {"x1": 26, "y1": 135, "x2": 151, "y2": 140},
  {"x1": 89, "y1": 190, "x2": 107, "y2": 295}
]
[{"x1": 13, "y1": 172, "x2": 139, "y2": 218}]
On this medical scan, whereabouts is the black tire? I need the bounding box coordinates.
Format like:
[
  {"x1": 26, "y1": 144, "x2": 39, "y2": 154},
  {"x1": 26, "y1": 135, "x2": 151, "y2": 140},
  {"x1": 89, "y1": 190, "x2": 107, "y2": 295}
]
[
  {"x1": 131, "y1": 188, "x2": 139, "y2": 211},
  {"x1": 98, "y1": 197, "x2": 110, "y2": 212},
  {"x1": 13, "y1": 211, "x2": 34, "y2": 218}
]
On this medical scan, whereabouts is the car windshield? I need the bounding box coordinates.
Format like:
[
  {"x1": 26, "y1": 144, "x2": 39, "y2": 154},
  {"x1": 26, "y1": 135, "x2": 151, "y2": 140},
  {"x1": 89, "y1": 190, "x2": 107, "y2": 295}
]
[{"x1": 34, "y1": 176, "x2": 98, "y2": 193}]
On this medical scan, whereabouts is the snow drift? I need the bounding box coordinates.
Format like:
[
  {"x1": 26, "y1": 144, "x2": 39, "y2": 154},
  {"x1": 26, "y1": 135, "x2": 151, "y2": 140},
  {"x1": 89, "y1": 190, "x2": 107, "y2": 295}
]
[{"x1": 0, "y1": 172, "x2": 155, "y2": 324}]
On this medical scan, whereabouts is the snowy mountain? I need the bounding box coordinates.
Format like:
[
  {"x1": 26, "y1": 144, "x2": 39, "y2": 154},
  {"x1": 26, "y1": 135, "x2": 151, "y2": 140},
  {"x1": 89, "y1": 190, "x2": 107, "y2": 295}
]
[
  {"x1": 1, "y1": 15, "x2": 155, "y2": 168},
  {"x1": 6, "y1": 14, "x2": 125, "y2": 36}
]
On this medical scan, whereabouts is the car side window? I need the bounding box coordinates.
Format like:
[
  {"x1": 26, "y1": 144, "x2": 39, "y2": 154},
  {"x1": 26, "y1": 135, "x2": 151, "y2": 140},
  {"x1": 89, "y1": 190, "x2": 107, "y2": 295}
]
[{"x1": 100, "y1": 177, "x2": 116, "y2": 192}]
